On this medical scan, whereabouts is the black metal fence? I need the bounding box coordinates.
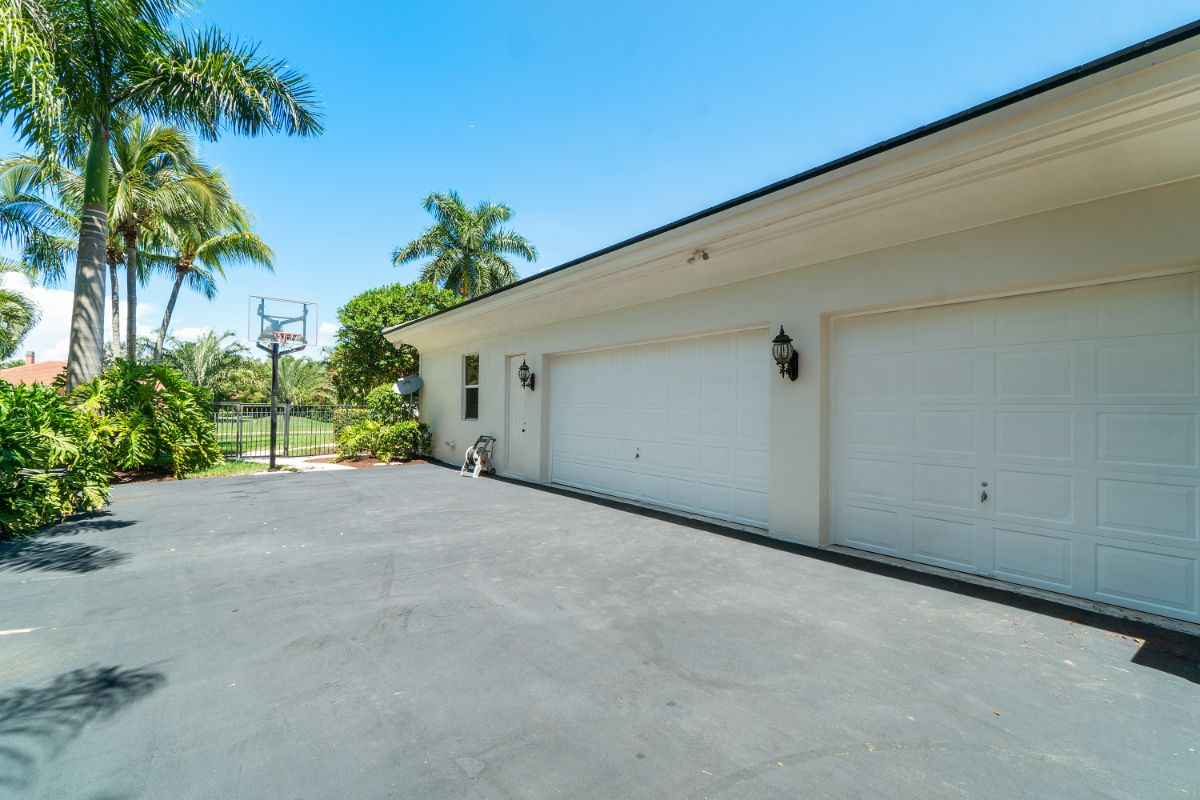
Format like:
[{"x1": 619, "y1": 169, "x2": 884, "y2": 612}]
[{"x1": 213, "y1": 402, "x2": 368, "y2": 459}]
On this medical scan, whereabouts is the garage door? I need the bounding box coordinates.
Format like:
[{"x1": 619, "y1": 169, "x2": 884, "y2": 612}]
[
  {"x1": 550, "y1": 329, "x2": 770, "y2": 527},
  {"x1": 831, "y1": 272, "x2": 1200, "y2": 623}
]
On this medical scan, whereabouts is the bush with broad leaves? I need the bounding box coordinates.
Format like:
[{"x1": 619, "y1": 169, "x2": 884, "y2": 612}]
[
  {"x1": 71, "y1": 360, "x2": 223, "y2": 479},
  {"x1": 0, "y1": 382, "x2": 110, "y2": 538}
]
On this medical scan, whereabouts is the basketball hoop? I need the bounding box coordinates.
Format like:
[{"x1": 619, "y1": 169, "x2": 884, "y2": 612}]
[
  {"x1": 262, "y1": 331, "x2": 303, "y2": 345},
  {"x1": 248, "y1": 295, "x2": 318, "y2": 471}
]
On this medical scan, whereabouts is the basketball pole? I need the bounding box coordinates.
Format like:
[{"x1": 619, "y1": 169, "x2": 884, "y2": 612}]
[
  {"x1": 252, "y1": 296, "x2": 316, "y2": 471},
  {"x1": 268, "y1": 341, "x2": 280, "y2": 471}
]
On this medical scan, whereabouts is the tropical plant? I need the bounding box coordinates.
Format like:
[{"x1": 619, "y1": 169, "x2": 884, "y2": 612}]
[
  {"x1": 71, "y1": 359, "x2": 222, "y2": 478},
  {"x1": 109, "y1": 117, "x2": 232, "y2": 362},
  {"x1": 335, "y1": 381, "x2": 429, "y2": 463},
  {"x1": 161, "y1": 330, "x2": 244, "y2": 390},
  {"x1": 0, "y1": 0, "x2": 322, "y2": 388},
  {"x1": 0, "y1": 381, "x2": 110, "y2": 538},
  {"x1": 150, "y1": 199, "x2": 273, "y2": 361},
  {"x1": 331, "y1": 405, "x2": 370, "y2": 437},
  {"x1": 102, "y1": 335, "x2": 157, "y2": 366},
  {"x1": 329, "y1": 282, "x2": 459, "y2": 402},
  {"x1": 0, "y1": 260, "x2": 39, "y2": 358},
  {"x1": 335, "y1": 419, "x2": 430, "y2": 463},
  {"x1": 0, "y1": 148, "x2": 117, "y2": 348},
  {"x1": 365, "y1": 383, "x2": 416, "y2": 424},
  {"x1": 0, "y1": 156, "x2": 77, "y2": 287},
  {"x1": 0, "y1": 118, "x2": 241, "y2": 359},
  {"x1": 273, "y1": 356, "x2": 335, "y2": 404},
  {"x1": 392, "y1": 191, "x2": 537, "y2": 299},
  {"x1": 211, "y1": 360, "x2": 268, "y2": 402}
]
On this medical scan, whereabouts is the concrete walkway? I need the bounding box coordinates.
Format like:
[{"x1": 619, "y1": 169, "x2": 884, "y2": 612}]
[
  {"x1": 244, "y1": 454, "x2": 354, "y2": 471},
  {"x1": 1, "y1": 464, "x2": 1196, "y2": 799}
]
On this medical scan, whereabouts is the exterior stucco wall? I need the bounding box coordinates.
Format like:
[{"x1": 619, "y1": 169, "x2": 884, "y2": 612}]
[{"x1": 414, "y1": 177, "x2": 1200, "y2": 547}]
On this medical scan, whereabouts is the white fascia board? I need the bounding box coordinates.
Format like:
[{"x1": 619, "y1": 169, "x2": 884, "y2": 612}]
[{"x1": 386, "y1": 39, "x2": 1200, "y2": 351}]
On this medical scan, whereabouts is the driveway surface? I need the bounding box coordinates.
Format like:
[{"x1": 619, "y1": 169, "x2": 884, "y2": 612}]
[{"x1": 1, "y1": 464, "x2": 1197, "y2": 799}]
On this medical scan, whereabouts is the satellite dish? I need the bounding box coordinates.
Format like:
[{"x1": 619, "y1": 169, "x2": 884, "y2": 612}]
[{"x1": 393, "y1": 375, "x2": 423, "y2": 396}]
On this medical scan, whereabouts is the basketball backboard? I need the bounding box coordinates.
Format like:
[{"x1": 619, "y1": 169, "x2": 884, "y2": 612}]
[{"x1": 249, "y1": 296, "x2": 316, "y2": 352}]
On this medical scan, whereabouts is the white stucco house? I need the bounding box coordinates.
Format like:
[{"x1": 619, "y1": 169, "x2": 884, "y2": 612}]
[{"x1": 385, "y1": 24, "x2": 1200, "y2": 626}]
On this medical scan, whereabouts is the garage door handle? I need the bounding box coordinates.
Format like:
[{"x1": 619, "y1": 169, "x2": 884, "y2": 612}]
[{"x1": 980, "y1": 481, "x2": 988, "y2": 503}]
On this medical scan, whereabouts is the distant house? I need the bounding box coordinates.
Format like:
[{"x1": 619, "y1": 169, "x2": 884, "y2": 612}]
[
  {"x1": 384, "y1": 25, "x2": 1200, "y2": 626},
  {"x1": 0, "y1": 352, "x2": 67, "y2": 388}
]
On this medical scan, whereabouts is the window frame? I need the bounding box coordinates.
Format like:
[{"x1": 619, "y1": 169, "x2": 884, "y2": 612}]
[{"x1": 463, "y1": 353, "x2": 480, "y2": 420}]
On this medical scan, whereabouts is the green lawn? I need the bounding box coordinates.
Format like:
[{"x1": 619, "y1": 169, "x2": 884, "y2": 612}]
[
  {"x1": 213, "y1": 412, "x2": 342, "y2": 456},
  {"x1": 185, "y1": 460, "x2": 273, "y2": 478}
]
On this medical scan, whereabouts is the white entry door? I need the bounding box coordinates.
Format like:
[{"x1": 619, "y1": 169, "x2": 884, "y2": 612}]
[
  {"x1": 550, "y1": 329, "x2": 770, "y2": 527},
  {"x1": 830, "y1": 272, "x2": 1200, "y2": 623},
  {"x1": 505, "y1": 354, "x2": 533, "y2": 478}
]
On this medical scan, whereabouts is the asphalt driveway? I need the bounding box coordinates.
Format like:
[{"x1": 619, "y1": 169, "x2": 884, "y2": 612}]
[{"x1": 1, "y1": 464, "x2": 1197, "y2": 799}]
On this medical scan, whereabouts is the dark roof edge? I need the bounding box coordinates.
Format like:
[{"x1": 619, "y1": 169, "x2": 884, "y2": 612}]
[{"x1": 385, "y1": 19, "x2": 1200, "y2": 336}]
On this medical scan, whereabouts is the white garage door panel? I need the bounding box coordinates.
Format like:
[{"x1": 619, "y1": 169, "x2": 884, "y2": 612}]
[
  {"x1": 831, "y1": 272, "x2": 1200, "y2": 623},
  {"x1": 551, "y1": 329, "x2": 769, "y2": 527}
]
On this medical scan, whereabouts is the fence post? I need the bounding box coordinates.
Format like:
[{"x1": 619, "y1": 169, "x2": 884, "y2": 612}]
[{"x1": 235, "y1": 404, "x2": 243, "y2": 459}]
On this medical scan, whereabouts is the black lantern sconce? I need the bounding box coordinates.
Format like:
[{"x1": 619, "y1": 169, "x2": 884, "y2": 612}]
[
  {"x1": 772, "y1": 326, "x2": 799, "y2": 381},
  {"x1": 517, "y1": 358, "x2": 536, "y2": 391}
]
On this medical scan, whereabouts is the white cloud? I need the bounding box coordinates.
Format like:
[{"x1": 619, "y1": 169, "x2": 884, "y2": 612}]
[
  {"x1": 318, "y1": 321, "x2": 338, "y2": 336},
  {"x1": 171, "y1": 326, "x2": 212, "y2": 342},
  {"x1": 2, "y1": 271, "x2": 237, "y2": 361},
  {"x1": 43, "y1": 336, "x2": 70, "y2": 361},
  {"x1": 1, "y1": 272, "x2": 74, "y2": 361}
]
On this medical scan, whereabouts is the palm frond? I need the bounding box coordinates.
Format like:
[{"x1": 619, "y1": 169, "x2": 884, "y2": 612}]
[
  {"x1": 194, "y1": 230, "x2": 273, "y2": 272},
  {"x1": 128, "y1": 27, "x2": 324, "y2": 139},
  {"x1": 391, "y1": 231, "x2": 443, "y2": 266},
  {"x1": 0, "y1": 260, "x2": 39, "y2": 358},
  {"x1": 486, "y1": 229, "x2": 537, "y2": 262},
  {"x1": 0, "y1": 0, "x2": 66, "y2": 149}
]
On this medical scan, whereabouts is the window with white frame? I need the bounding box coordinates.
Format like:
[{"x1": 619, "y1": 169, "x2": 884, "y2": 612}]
[{"x1": 463, "y1": 354, "x2": 479, "y2": 420}]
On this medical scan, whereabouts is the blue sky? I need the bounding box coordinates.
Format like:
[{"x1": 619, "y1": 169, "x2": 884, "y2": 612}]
[{"x1": 5, "y1": 1, "x2": 1199, "y2": 360}]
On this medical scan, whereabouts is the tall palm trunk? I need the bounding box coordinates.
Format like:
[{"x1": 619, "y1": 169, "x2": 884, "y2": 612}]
[
  {"x1": 154, "y1": 269, "x2": 185, "y2": 362},
  {"x1": 124, "y1": 232, "x2": 138, "y2": 362},
  {"x1": 66, "y1": 122, "x2": 110, "y2": 390},
  {"x1": 108, "y1": 260, "x2": 120, "y2": 355}
]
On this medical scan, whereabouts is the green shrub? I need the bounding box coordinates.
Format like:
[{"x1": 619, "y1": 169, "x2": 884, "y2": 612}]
[
  {"x1": 0, "y1": 382, "x2": 111, "y2": 537},
  {"x1": 365, "y1": 383, "x2": 416, "y2": 424},
  {"x1": 72, "y1": 360, "x2": 223, "y2": 479},
  {"x1": 335, "y1": 419, "x2": 431, "y2": 462},
  {"x1": 332, "y1": 405, "x2": 370, "y2": 436}
]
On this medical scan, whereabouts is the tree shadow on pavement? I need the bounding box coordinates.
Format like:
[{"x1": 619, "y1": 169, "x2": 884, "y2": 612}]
[
  {"x1": 0, "y1": 540, "x2": 128, "y2": 574},
  {"x1": 0, "y1": 665, "x2": 166, "y2": 794},
  {"x1": 38, "y1": 511, "x2": 136, "y2": 539}
]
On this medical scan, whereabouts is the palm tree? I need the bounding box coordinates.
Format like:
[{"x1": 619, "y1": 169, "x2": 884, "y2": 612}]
[
  {"x1": 0, "y1": 119, "x2": 241, "y2": 362},
  {"x1": 149, "y1": 192, "x2": 274, "y2": 361},
  {"x1": 0, "y1": 1, "x2": 322, "y2": 388},
  {"x1": 110, "y1": 117, "x2": 231, "y2": 362},
  {"x1": 0, "y1": 260, "x2": 39, "y2": 358},
  {"x1": 163, "y1": 329, "x2": 243, "y2": 390},
  {"x1": 392, "y1": 191, "x2": 537, "y2": 298},
  {"x1": 0, "y1": 159, "x2": 123, "y2": 352},
  {"x1": 274, "y1": 356, "x2": 335, "y2": 404}
]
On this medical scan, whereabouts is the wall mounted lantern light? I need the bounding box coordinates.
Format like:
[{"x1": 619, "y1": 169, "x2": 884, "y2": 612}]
[
  {"x1": 517, "y1": 358, "x2": 536, "y2": 390},
  {"x1": 772, "y1": 326, "x2": 799, "y2": 381}
]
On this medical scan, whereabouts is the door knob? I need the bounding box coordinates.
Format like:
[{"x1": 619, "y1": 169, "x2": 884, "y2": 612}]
[{"x1": 980, "y1": 481, "x2": 989, "y2": 503}]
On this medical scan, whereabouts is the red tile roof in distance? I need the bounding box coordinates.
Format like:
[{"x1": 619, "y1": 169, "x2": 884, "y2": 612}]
[{"x1": 0, "y1": 360, "x2": 67, "y2": 386}]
